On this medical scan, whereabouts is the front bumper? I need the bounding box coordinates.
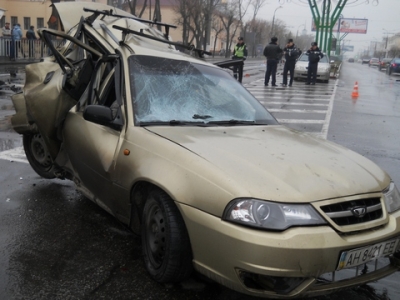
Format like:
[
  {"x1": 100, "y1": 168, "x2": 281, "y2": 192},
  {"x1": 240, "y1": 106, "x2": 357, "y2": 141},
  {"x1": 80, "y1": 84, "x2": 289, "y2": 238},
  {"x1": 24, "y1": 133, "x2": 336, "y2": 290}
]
[
  {"x1": 293, "y1": 69, "x2": 330, "y2": 81},
  {"x1": 180, "y1": 204, "x2": 400, "y2": 298}
]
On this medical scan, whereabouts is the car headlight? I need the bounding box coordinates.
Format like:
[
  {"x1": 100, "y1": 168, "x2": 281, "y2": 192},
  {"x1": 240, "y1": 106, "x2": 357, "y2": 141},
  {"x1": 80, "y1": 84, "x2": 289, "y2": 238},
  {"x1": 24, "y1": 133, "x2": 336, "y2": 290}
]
[
  {"x1": 383, "y1": 182, "x2": 400, "y2": 213},
  {"x1": 318, "y1": 66, "x2": 330, "y2": 72},
  {"x1": 222, "y1": 199, "x2": 327, "y2": 231}
]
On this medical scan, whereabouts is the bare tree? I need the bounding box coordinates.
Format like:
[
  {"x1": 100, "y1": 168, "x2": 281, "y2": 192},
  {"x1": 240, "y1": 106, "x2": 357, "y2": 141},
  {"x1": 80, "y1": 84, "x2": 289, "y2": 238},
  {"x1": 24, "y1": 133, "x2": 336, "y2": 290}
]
[
  {"x1": 174, "y1": 0, "x2": 221, "y2": 49},
  {"x1": 211, "y1": 17, "x2": 224, "y2": 57},
  {"x1": 217, "y1": 0, "x2": 250, "y2": 57},
  {"x1": 123, "y1": 0, "x2": 148, "y2": 18},
  {"x1": 250, "y1": 0, "x2": 268, "y2": 21},
  {"x1": 388, "y1": 45, "x2": 400, "y2": 58},
  {"x1": 244, "y1": 18, "x2": 271, "y2": 57}
]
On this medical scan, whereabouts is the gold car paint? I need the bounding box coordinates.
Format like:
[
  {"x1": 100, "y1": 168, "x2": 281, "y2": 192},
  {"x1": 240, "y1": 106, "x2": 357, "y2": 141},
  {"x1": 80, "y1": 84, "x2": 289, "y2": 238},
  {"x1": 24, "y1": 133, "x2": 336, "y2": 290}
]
[
  {"x1": 146, "y1": 126, "x2": 390, "y2": 205},
  {"x1": 180, "y1": 203, "x2": 400, "y2": 298}
]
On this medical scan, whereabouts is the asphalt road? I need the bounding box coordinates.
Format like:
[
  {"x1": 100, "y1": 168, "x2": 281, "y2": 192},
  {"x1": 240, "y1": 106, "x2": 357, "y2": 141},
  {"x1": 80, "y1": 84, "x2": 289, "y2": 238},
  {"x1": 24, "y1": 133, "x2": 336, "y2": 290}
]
[{"x1": 0, "y1": 60, "x2": 399, "y2": 299}]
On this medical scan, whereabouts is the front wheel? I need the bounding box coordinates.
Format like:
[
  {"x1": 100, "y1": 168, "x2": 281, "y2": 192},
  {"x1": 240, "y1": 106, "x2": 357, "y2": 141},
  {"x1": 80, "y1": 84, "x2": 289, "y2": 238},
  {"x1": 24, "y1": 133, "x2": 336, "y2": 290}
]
[
  {"x1": 142, "y1": 189, "x2": 192, "y2": 283},
  {"x1": 23, "y1": 133, "x2": 55, "y2": 179}
]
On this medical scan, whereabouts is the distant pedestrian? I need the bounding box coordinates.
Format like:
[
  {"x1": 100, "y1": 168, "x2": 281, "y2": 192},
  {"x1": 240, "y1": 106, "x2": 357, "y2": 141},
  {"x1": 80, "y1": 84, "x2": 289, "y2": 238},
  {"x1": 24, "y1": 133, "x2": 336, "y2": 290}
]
[
  {"x1": 263, "y1": 37, "x2": 282, "y2": 87},
  {"x1": 2, "y1": 22, "x2": 12, "y2": 57},
  {"x1": 305, "y1": 42, "x2": 324, "y2": 85},
  {"x1": 26, "y1": 25, "x2": 38, "y2": 58},
  {"x1": 231, "y1": 37, "x2": 248, "y2": 83},
  {"x1": 2, "y1": 22, "x2": 11, "y2": 37},
  {"x1": 11, "y1": 23, "x2": 23, "y2": 60},
  {"x1": 281, "y1": 39, "x2": 302, "y2": 87}
]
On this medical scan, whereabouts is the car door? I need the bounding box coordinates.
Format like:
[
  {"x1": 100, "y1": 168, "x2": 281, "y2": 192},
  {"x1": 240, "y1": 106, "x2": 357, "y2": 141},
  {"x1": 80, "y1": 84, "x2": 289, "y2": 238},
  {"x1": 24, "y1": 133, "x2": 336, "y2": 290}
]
[
  {"x1": 62, "y1": 55, "x2": 126, "y2": 212},
  {"x1": 38, "y1": 24, "x2": 125, "y2": 211}
]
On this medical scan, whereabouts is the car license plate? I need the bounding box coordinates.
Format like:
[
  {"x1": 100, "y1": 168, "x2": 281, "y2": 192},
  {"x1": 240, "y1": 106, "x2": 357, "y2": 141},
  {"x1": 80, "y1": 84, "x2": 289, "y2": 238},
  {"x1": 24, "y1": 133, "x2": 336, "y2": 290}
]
[{"x1": 337, "y1": 238, "x2": 400, "y2": 270}]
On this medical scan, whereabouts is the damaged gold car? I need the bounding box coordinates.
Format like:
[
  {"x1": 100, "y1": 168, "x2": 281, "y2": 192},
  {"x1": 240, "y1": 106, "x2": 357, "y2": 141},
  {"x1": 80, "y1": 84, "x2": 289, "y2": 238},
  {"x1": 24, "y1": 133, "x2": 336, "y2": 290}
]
[{"x1": 11, "y1": 3, "x2": 400, "y2": 299}]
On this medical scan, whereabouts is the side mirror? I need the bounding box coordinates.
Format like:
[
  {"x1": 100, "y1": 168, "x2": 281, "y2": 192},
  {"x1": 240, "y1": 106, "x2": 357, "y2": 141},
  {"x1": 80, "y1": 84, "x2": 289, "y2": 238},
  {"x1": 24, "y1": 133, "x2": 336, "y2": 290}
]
[{"x1": 83, "y1": 105, "x2": 113, "y2": 126}]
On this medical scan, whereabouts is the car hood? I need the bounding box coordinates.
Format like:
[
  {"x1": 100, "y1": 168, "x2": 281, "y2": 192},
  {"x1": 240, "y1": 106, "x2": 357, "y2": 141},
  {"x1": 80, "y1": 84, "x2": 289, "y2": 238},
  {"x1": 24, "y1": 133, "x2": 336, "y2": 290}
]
[
  {"x1": 148, "y1": 125, "x2": 389, "y2": 203},
  {"x1": 296, "y1": 61, "x2": 329, "y2": 68},
  {"x1": 53, "y1": 2, "x2": 133, "y2": 33}
]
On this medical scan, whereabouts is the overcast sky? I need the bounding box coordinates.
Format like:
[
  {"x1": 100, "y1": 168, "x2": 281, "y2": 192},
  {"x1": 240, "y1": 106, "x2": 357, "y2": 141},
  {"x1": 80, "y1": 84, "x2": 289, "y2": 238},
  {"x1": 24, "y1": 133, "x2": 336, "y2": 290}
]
[{"x1": 254, "y1": 0, "x2": 399, "y2": 55}]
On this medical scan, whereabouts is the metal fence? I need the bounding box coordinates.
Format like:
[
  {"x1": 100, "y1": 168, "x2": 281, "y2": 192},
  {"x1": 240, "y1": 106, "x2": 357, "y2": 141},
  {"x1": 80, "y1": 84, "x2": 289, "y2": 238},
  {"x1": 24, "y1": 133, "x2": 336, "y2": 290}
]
[{"x1": 0, "y1": 37, "x2": 53, "y2": 60}]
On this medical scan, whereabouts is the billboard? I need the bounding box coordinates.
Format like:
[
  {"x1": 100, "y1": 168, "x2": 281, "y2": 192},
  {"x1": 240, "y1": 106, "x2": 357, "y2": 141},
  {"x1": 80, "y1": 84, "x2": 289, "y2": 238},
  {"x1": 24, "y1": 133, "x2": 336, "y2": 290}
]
[
  {"x1": 311, "y1": 18, "x2": 368, "y2": 34},
  {"x1": 339, "y1": 18, "x2": 368, "y2": 34}
]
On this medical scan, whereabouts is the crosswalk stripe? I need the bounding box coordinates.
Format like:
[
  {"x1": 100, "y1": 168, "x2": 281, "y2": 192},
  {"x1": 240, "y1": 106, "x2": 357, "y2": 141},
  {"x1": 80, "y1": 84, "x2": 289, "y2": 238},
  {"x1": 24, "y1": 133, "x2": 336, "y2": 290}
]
[
  {"x1": 244, "y1": 77, "x2": 337, "y2": 139},
  {"x1": 0, "y1": 146, "x2": 28, "y2": 163},
  {"x1": 268, "y1": 109, "x2": 327, "y2": 114}
]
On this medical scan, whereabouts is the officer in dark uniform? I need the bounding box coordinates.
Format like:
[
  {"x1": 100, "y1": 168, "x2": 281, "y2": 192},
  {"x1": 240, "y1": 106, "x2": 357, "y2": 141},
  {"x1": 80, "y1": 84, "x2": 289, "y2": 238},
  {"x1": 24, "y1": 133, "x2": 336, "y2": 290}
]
[
  {"x1": 263, "y1": 37, "x2": 282, "y2": 87},
  {"x1": 231, "y1": 37, "x2": 248, "y2": 83},
  {"x1": 306, "y1": 42, "x2": 324, "y2": 85},
  {"x1": 282, "y1": 39, "x2": 301, "y2": 87}
]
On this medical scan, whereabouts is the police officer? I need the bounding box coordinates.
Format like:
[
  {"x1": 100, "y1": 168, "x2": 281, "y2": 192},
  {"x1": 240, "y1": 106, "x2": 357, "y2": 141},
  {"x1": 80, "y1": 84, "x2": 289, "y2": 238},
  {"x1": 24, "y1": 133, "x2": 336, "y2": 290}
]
[
  {"x1": 282, "y1": 39, "x2": 301, "y2": 87},
  {"x1": 306, "y1": 42, "x2": 324, "y2": 85},
  {"x1": 232, "y1": 37, "x2": 248, "y2": 83},
  {"x1": 263, "y1": 37, "x2": 282, "y2": 87}
]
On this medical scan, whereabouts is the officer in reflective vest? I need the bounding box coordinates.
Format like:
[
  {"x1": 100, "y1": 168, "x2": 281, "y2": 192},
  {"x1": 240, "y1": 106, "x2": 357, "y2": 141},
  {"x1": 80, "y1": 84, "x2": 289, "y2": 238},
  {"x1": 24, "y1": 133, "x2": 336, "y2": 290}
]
[{"x1": 231, "y1": 37, "x2": 248, "y2": 83}]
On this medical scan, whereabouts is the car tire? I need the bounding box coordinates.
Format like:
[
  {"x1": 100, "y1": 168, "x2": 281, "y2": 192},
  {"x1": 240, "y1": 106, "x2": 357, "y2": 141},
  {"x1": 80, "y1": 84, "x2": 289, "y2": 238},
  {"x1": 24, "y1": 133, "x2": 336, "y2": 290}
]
[
  {"x1": 142, "y1": 189, "x2": 192, "y2": 283},
  {"x1": 23, "y1": 133, "x2": 56, "y2": 179}
]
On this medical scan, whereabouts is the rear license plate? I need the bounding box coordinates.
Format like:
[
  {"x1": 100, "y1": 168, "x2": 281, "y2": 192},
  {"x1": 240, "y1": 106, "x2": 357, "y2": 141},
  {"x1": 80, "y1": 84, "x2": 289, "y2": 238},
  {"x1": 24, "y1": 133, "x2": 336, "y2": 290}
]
[{"x1": 337, "y1": 238, "x2": 400, "y2": 270}]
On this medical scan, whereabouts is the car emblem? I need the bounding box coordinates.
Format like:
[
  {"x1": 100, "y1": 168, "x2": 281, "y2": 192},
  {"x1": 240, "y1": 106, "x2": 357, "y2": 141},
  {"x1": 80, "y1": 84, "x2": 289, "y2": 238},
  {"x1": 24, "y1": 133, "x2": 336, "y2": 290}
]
[{"x1": 351, "y1": 206, "x2": 367, "y2": 218}]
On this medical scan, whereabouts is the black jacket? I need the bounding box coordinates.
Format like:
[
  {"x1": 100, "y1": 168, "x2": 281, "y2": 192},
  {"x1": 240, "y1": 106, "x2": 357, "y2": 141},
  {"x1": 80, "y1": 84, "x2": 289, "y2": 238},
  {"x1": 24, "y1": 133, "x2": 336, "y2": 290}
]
[
  {"x1": 306, "y1": 47, "x2": 324, "y2": 63},
  {"x1": 283, "y1": 44, "x2": 301, "y2": 62},
  {"x1": 263, "y1": 42, "x2": 282, "y2": 60}
]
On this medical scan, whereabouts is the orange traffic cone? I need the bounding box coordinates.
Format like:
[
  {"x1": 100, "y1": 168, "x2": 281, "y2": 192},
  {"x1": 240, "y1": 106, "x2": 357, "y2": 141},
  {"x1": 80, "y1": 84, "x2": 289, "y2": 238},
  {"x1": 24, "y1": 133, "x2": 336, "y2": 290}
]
[{"x1": 351, "y1": 81, "x2": 359, "y2": 98}]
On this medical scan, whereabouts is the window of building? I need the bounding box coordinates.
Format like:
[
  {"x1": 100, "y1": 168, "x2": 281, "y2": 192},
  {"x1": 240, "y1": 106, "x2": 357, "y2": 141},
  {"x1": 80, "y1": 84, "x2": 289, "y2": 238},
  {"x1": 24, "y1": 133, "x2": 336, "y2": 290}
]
[
  {"x1": 0, "y1": 16, "x2": 4, "y2": 28},
  {"x1": 24, "y1": 17, "x2": 31, "y2": 30},
  {"x1": 37, "y1": 18, "x2": 44, "y2": 29},
  {"x1": 11, "y1": 16, "x2": 18, "y2": 27}
]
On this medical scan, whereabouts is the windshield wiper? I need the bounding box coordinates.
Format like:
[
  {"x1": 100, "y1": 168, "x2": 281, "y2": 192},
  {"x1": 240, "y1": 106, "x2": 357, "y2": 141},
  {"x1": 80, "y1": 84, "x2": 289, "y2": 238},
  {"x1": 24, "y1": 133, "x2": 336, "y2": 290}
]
[
  {"x1": 207, "y1": 120, "x2": 257, "y2": 126},
  {"x1": 138, "y1": 120, "x2": 206, "y2": 126},
  {"x1": 193, "y1": 114, "x2": 212, "y2": 120}
]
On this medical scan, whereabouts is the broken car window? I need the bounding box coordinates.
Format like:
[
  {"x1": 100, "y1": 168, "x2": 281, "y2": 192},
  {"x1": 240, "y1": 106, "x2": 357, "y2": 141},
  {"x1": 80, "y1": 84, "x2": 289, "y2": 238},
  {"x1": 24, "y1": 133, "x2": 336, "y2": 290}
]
[{"x1": 129, "y1": 55, "x2": 278, "y2": 126}]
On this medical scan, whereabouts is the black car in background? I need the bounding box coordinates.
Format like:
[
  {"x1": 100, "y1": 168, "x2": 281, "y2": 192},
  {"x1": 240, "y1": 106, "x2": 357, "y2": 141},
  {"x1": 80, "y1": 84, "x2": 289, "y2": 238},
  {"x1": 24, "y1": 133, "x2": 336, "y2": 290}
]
[
  {"x1": 386, "y1": 58, "x2": 400, "y2": 75},
  {"x1": 379, "y1": 58, "x2": 393, "y2": 71}
]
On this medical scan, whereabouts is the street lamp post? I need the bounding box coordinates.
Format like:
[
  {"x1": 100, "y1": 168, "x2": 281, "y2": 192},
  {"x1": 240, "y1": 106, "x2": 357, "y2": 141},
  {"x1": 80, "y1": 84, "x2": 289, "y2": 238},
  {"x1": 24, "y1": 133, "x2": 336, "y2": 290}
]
[
  {"x1": 383, "y1": 28, "x2": 395, "y2": 58},
  {"x1": 296, "y1": 24, "x2": 305, "y2": 39},
  {"x1": 270, "y1": 6, "x2": 282, "y2": 38}
]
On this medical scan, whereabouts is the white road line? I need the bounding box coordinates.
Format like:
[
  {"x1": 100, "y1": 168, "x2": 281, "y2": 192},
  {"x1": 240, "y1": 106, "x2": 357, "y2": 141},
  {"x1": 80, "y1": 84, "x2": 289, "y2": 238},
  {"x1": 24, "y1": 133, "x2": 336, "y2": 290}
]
[
  {"x1": 267, "y1": 109, "x2": 327, "y2": 114},
  {"x1": 254, "y1": 95, "x2": 331, "y2": 101},
  {"x1": 0, "y1": 146, "x2": 28, "y2": 163},
  {"x1": 277, "y1": 119, "x2": 325, "y2": 124},
  {"x1": 259, "y1": 101, "x2": 329, "y2": 106},
  {"x1": 320, "y1": 83, "x2": 338, "y2": 139},
  {"x1": 245, "y1": 78, "x2": 337, "y2": 139}
]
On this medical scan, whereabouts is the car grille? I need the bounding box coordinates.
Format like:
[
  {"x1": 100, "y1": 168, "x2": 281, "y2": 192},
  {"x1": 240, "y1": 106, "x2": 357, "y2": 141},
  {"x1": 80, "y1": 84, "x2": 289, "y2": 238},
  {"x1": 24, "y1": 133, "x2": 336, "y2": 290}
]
[{"x1": 320, "y1": 197, "x2": 382, "y2": 226}]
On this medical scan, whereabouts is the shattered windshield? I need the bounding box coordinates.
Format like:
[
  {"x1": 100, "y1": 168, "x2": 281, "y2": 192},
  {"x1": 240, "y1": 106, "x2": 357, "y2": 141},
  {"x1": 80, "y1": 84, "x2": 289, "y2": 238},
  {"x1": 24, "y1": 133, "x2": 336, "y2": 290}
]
[{"x1": 129, "y1": 55, "x2": 277, "y2": 126}]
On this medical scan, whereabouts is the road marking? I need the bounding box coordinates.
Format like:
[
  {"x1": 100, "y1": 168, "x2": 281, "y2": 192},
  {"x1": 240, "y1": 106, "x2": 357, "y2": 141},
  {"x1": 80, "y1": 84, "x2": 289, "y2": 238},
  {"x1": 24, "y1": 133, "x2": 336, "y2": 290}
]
[
  {"x1": 0, "y1": 146, "x2": 28, "y2": 163},
  {"x1": 245, "y1": 78, "x2": 337, "y2": 139},
  {"x1": 267, "y1": 109, "x2": 327, "y2": 114}
]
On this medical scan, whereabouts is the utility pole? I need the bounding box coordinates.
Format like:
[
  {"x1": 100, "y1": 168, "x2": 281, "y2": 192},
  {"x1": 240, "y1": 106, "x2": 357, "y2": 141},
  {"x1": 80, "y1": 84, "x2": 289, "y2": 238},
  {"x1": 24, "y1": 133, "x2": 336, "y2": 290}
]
[{"x1": 270, "y1": 6, "x2": 282, "y2": 38}]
